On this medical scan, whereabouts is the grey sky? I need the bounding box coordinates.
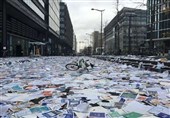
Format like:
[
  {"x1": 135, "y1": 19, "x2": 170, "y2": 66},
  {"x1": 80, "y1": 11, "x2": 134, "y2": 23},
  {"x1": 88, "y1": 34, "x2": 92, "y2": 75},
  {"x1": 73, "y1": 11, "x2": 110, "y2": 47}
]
[{"x1": 62, "y1": 0, "x2": 146, "y2": 50}]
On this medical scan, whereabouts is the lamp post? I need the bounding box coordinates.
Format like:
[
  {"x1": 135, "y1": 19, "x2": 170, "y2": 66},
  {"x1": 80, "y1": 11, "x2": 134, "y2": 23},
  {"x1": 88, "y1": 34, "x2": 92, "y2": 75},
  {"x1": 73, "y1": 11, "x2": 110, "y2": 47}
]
[{"x1": 91, "y1": 8, "x2": 105, "y2": 55}]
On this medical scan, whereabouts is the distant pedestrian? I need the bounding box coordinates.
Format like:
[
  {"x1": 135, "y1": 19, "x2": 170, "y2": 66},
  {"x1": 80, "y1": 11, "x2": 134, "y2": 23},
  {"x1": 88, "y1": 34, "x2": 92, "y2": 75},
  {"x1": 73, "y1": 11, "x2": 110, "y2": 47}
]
[
  {"x1": 138, "y1": 62, "x2": 144, "y2": 70},
  {"x1": 36, "y1": 47, "x2": 40, "y2": 55}
]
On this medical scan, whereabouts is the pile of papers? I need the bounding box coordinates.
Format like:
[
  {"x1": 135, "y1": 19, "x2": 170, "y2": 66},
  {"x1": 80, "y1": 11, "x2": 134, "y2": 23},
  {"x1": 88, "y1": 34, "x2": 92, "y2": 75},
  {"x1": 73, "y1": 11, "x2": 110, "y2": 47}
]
[{"x1": 0, "y1": 56, "x2": 169, "y2": 118}]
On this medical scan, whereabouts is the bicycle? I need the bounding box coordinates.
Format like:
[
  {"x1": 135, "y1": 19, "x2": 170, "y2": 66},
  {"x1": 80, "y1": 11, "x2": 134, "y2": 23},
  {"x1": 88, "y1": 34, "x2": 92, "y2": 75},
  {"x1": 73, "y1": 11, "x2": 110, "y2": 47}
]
[{"x1": 65, "y1": 59, "x2": 94, "y2": 71}]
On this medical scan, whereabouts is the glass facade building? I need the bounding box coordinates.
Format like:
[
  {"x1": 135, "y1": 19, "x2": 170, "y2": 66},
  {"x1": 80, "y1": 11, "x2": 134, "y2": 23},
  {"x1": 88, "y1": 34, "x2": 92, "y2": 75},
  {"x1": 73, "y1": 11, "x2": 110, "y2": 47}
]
[
  {"x1": 119, "y1": 8, "x2": 147, "y2": 54},
  {"x1": 0, "y1": 0, "x2": 61, "y2": 56},
  {"x1": 104, "y1": 7, "x2": 147, "y2": 54},
  {"x1": 60, "y1": 2, "x2": 73, "y2": 55},
  {"x1": 147, "y1": 0, "x2": 170, "y2": 53}
]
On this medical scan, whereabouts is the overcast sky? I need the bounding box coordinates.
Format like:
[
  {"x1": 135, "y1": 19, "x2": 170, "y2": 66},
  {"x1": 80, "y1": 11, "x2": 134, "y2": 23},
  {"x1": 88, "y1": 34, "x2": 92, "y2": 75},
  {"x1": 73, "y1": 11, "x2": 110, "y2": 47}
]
[{"x1": 62, "y1": 0, "x2": 147, "y2": 51}]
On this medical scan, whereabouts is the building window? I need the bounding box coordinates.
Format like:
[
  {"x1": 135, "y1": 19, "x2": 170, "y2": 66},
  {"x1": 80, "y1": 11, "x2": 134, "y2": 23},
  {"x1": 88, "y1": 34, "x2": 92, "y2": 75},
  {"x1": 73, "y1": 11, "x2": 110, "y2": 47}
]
[
  {"x1": 60, "y1": 6, "x2": 65, "y2": 10},
  {"x1": 60, "y1": 36, "x2": 65, "y2": 39},
  {"x1": 60, "y1": 12, "x2": 65, "y2": 16},
  {"x1": 61, "y1": 30, "x2": 65, "y2": 34},
  {"x1": 49, "y1": 17, "x2": 58, "y2": 32},
  {"x1": 38, "y1": 0, "x2": 45, "y2": 7},
  {"x1": 49, "y1": 0, "x2": 60, "y2": 33},
  {"x1": 23, "y1": 0, "x2": 44, "y2": 20},
  {"x1": 60, "y1": 24, "x2": 65, "y2": 28},
  {"x1": 61, "y1": 18, "x2": 64, "y2": 22}
]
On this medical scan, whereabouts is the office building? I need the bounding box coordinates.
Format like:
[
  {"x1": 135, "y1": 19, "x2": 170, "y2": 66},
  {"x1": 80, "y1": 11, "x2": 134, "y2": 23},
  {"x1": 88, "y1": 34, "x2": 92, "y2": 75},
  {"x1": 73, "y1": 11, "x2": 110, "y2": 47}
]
[
  {"x1": 147, "y1": 0, "x2": 170, "y2": 54},
  {"x1": 60, "y1": 2, "x2": 73, "y2": 55},
  {"x1": 92, "y1": 31, "x2": 104, "y2": 54},
  {"x1": 0, "y1": 0, "x2": 61, "y2": 56},
  {"x1": 104, "y1": 16, "x2": 117, "y2": 54},
  {"x1": 104, "y1": 7, "x2": 147, "y2": 54}
]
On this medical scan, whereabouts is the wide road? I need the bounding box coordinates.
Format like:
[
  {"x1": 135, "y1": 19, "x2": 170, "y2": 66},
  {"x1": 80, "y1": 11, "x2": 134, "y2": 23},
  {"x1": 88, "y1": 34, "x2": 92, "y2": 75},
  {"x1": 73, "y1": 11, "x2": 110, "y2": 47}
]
[{"x1": 0, "y1": 56, "x2": 169, "y2": 118}]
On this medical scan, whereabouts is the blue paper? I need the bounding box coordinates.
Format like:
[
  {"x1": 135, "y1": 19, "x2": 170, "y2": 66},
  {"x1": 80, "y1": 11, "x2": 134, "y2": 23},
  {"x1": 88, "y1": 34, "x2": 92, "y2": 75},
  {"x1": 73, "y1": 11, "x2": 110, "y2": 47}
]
[
  {"x1": 42, "y1": 110, "x2": 62, "y2": 118},
  {"x1": 89, "y1": 112, "x2": 105, "y2": 118},
  {"x1": 65, "y1": 114, "x2": 74, "y2": 118},
  {"x1": 157, "y1": 112, "x2": 170, "y2": 118}
]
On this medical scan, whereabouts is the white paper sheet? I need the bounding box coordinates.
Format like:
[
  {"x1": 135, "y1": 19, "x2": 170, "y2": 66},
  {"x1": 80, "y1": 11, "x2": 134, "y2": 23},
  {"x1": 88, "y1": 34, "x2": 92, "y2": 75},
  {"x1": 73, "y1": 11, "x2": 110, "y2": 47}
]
[{"x1": 123, "y1": 101, "x2": 152, "y2": 114}]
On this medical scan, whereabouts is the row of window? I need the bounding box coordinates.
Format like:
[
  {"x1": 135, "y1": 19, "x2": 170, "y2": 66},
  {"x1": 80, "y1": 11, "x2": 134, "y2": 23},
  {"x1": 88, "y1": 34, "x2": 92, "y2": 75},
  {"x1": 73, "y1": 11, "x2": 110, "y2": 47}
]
[
  {"x1": 147, "y1": 14, "x2": 167, "y2": 24},
  {"x1": 60, "y1": 17, "x2": 64, "y2": 22},
  {"x1": 159, "y1": 20, "x2": 170, "y2": 29},
  {"x1": 50, "y1": 0, "x2": 60, "y2": 11},
  {"x1": 119, "y1": 16, "x2": 146, "y2": 26},
  {"x1": 162, "y1": 31, "x2": 170, "y2": 37},
  {"x1": 49, "y1": 16, "x2": 59, "y2": 33},
  {"x1": 148, "y1": 1, "x2": 170, "y2": 14},
  {"x1": 148, "y1": 29, "x2": 170, "y2": 39},
  {"x1": 49, "y1": 6, "x2": 59, "y2": 23},
  {"x1": 49, "y1": 0, "x2": 60, "y2": 18},
  {"x1": 22, "y1": 0, "x2": 44, "y2": 20},
  {"x1": 38, "y1": 0, "x2": 44, "y2": 7},
  {"x1": 22, "y1": 0, "x2": 60, "y2": 34},
  {"x1": 60, "y1": 29, "x2": 65, "y2": 34},
  {"x1": 122, "y1": 35, "x2": 146, "y2": 39},
  {"x1": 148, "y1": 19, "x2": 170, "y2": 30},
  {"x1": 120, "y1": 21, "x2": 146, "y2": 26},
  {"x1": 148, "y1": 0, "x2": 169, "y2": 6},
  {"x1": 123, "y1": 40, "x2": 144, "y2": 44},
  {"x1": 49, "y1": 0, "x2": 60, "y2": 32}
]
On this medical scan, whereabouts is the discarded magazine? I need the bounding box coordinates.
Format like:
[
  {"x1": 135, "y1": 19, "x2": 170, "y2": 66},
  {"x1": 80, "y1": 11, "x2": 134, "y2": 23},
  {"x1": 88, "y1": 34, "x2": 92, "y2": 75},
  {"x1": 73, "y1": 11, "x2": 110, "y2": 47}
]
[{"x1": 0, "y1": 56, "x2": 169, "y2": 118}]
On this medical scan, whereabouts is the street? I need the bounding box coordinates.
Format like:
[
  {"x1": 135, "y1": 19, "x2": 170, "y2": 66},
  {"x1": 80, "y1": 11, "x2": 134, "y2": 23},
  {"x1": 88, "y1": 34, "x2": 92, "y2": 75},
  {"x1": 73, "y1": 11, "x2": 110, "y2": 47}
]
[{"x1": 0, "y1": 56, "x2": 170, "y2": 118}]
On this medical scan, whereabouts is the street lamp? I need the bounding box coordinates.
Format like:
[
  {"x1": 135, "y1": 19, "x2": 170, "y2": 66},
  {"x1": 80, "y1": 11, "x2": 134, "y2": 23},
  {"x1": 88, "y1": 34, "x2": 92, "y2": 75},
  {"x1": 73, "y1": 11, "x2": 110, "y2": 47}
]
[{"x1": 91, "y1": 8, "x2": 105, "y2": 55}]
